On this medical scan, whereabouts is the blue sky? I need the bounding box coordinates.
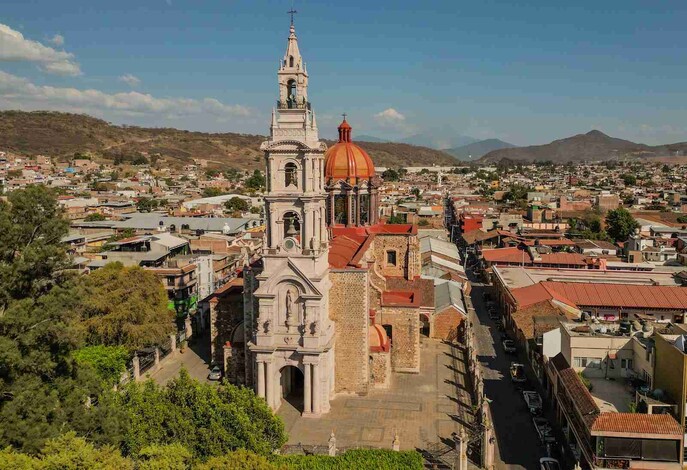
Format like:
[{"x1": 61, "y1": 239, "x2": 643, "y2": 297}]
[{"x1": 0, "y1": 0, "x2": 685, "y2": 146}]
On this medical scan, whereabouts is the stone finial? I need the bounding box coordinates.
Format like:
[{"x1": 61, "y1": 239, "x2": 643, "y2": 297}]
[
  {"x1": 392, "y1": 431, "x2": 400, "y2": 451},
  {"x1": 328, "y1": 430, "x2": 336, "y2": 457}
]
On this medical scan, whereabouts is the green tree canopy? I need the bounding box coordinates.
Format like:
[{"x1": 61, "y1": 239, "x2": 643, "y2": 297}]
[
  {"x1": 244, "y1": 170, "x2": 266, "y2": 191},
  {"x1": 72, "y1": 345, "x2": 130, "y2": 386},
  {"x1": 224, "y1": 197, "x2": 249, "y2": 213},
  {"x1": 115, "y1": 370, "x2": 286, "y2": 459},
  {"x1": 605, "y1": 207, "x2": 639, "y2": 242},
  {"x1": 202, "y1": 187, "x2": 226, "y2": 198},
  {"x1": 621, "y1": 174, "x2": 637, "y2": 186},
  {"x1": 76, "y1": 263, "x2": 174, "y2": 351},
  {"x1": 381, "y1": 169, "x2": 399, "y2": 181},
  {"x1": 85, "y1": 213, "x2": 106, "y2": 222},
  {"x1": 136, "y1": 198, "x2": 159, "y2": 213},
  {"x1": 0, "y1": 185, "x2": 70, "y2": 308}
]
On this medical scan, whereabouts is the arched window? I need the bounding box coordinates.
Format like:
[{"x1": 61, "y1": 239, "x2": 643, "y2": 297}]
[
  {"x1": 289, "y1": 55, "x2": 294, "y2": 67},
  {"x1": 283, "y1": 211, "x2": 301, "y2": 237},
  {"x1": 287, "y1": 79, "x2": 297, "y2": 108},
  {"x1": 285, "y1": 162, "x2": 297, "y2": 187},
  {"x1": 334, "y1": 194, "x2": 348, "y2": 225}
]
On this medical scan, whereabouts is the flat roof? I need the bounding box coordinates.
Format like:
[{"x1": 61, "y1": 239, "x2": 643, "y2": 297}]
[{"x1": 494, "y1": 266, "x2": 682, "y2": 290}]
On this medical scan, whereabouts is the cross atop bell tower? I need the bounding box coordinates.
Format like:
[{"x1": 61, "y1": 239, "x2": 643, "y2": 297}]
[{"x1": 278, "y1": 15, "x2": 308, "y2": 110}]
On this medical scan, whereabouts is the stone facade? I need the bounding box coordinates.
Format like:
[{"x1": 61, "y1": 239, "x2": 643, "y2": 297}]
[
  {"x1": 378, "y1": 305, "x2": 421, "y2": 373},
  {"x1": 329, "y1": 270, "x2": 369, "y2": 394},
  {"x1": 369, "y1": 351, "x2": 391, "y2": 389}
]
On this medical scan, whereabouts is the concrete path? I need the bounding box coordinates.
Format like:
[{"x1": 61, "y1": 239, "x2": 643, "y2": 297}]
[
  {"x1": 147, "y1": 332, "x2": 213, "y2": 386},
  {"x1": 279, "y1": 338, "x2": 479, "y2": 467}
]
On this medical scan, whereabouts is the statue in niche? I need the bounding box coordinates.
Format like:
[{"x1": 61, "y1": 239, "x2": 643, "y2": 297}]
[
  {"x1": 285, "y1": 288, "x2": 295, "y2": 328},
  {"x1": 264, "y1": 318, "x2": 272, "y2": 334}
]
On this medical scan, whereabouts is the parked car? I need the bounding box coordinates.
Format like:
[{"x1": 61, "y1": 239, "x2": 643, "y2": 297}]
[
  {"x1": 502, "y1": 339, "x2": 516, "y2": 354},
  {"x1": 539, "y1": 457, "x2": 561, "y2": 470},
  {"x1": 522, "y1": 390, "x2": 542, "y2": 414},
  {"x1": 533, "y1": 417, "x2": 556, "y2": 445},
  {"x1": 207, "y1": 365, "x2": 222, "y2": 381},
  {"x1": 510, "y1": 362, "x2": 527, "y2": 383}
]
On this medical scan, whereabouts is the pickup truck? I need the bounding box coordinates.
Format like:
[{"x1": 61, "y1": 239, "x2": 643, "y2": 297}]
[
  {"x1": 510, "y1": 362, "x2": 527, "y2": 383},
  {"x1": 502, "y1": 339, "x2": 516, "y2": 354},
  {"x1": 522, "y1": 390, "x2": 542, "y2": 414}
]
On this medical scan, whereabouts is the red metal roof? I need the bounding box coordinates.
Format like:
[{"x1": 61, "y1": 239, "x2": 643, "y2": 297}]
[
  {"x1": 541, "y1": 281, "x2": 687, "y2": 310},
  {"x1": 590, "y1": 413, "x2": 683, "y2": 436}
]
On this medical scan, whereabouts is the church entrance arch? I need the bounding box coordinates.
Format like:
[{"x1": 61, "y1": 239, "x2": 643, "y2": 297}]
[{"x1": 279, "y1": 365, "x2": 304, "y2": 412}]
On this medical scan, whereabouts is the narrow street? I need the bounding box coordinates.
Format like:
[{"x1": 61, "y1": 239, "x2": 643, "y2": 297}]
[{"x1": 468, "y1": 276, "x2": 544, "y2": 470}]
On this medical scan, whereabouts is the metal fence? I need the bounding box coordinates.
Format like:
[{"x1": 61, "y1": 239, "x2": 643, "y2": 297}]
[{"x1": 138, "y1": 349, "x2": 156, "y2": 375}]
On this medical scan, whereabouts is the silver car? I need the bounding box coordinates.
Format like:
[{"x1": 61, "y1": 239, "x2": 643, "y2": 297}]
[{"x1": 208, "y1": 365, "x2": 222, "y2": 381}]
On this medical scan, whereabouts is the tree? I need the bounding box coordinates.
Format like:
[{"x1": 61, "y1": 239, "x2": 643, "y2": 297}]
[
  {"x1": 621, "y1": 174, "x2": 637, "y2": 186},
  {"x1": 224, "y1": 197, "x2": 249, "y2": 213},
  {"x1": 136, "y1": 198, "x2": 159, "y2": 213},
  {"x1": 605, "y1": 208, "x2": 639, "y2": 242},
  {"x1": 410, "y1": 188, "x2": 421, "y2": 199},
  {"x1": 381, "y1": 169, "x2": 399, "y2": 182},
  {"x1": 244, "y1": 170, "x2": 266, "y2": 191},
  {"x1": 0, "y1": 185, "x2": 70, "y2": 309},
  {"x1": 677, "y1": 215, "x2": 687, "y2": 224},
  {"x1": 137, "y1": 443, "x2": 192, "y2": 470},
  {"x1": 72, "y1": 345, "x2": 130, "y2": 386},
  {"x1": 196, "y1": 449, "x2": 275, "y2": 470},
  {"x1": 85, "y1": 213, "x2": 106, "y2": 222},
  {"x1": 115, "y1": 370, "x2": 286, "y2": 459},
  {"x1": 386, "y1": 214, "x2": 406, "y2": 224},
  {"x1": 202, "y1": 187, "x2": 226, "y2": 198},
  {"x1": 76, "y1": 263, "x2": 174, "y2": 351}
]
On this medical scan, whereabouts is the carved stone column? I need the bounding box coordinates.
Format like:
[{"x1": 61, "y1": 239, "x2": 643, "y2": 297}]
[
  {"x1": 303, "y1": 362, "x2": 312, "y2": 415},
  {"x1": 257, "y1": 361, "x2": 265, "y2": 398}
]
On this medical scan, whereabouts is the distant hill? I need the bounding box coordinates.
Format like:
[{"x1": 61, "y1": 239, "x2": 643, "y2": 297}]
[
  {"x1": 399, "y1": 133, "x2": 477, "y2": 150},
  {"x1": 479, "y1": 130, "x2": 687, "y2": 163},
  {"x1": 355, "y1": 134, "x2": 389, "y2": 143},
  {"x1": 444, "y1": 139, "x2": 516, "y2": 161},
  {"x1": 0, "y1": 110, "x2": 457, "y2": 170}
]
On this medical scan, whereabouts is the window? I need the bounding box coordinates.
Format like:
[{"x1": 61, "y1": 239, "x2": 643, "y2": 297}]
[
  {"x1": 386, "y1": 250, "x2": 397, "y2": 266},
  {"x1": 621, "y1": 358, "x2": 633, "y2": 369},
  {"x1": 574, "y1": 357, "x2": 601, "y2": 369},
  {"x1": 284, "y1": 162, "x2": 297, "y2": 187},
  {"x1": 289, "y1": 55, "x2": 294, "y2": 67},
  {"x1": 167, "y1": 276, "x2": 175, "y2": 286}
]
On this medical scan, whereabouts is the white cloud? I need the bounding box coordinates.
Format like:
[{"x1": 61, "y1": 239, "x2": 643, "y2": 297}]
[
  {"x1": 119, "y1": 74, "x2": 141, "y2": 87},
  {"x1": 0, "y1": 24, "x2": 81, "y2": 76},
  {"x1": 50, "y1": 34, "x2": 64, "y2": 47},
  {"x1": 0, "y1": 70, "x2": 252, "y2": 119},
  {"x1": 374, "y1": 107, "x2": 405, "y2": 124}
]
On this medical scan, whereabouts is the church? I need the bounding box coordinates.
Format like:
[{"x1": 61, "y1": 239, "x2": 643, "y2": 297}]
[{"x1": 208, "y1": 21, "x2": 460, "y2": 417}]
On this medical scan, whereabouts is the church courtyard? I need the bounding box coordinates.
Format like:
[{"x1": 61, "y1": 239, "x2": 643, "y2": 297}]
[{"x1": 278, "y1": 338, "x2": 475, "y2": 454}]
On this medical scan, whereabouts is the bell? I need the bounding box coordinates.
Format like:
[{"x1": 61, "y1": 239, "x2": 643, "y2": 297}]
[{"x1": 286, "y1": 219, "x2": 297, "y2": 236}]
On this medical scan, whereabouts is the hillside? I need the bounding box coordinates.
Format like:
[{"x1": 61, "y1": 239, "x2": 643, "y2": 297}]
[
  {"x1": 480, "y1": 130, "x2": 687, "y2": 163},
  {"x1": 444, "y1": 139, "x2": 516, "y2": 161},
  {"x1": 0, "y1": 110, "x2": 456, "y2": 170}
]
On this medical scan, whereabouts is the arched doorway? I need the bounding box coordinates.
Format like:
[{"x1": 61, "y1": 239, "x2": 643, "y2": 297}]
[
  {"x1": 279, "y1": 365, "x2": 304, "y2": 412},
  {"x1": 420, "y1": 313, "x2": 430, "y2": 338}
]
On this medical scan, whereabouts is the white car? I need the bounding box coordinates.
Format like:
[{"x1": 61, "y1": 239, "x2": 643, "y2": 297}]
[{"x1": 540, "y1": 457, "x2": 561, "y2": 470}]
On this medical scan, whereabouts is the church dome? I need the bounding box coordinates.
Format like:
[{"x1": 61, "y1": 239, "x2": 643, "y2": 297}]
[{"x1": 324, "y1": 118, "x2": 375, "y2": 185}]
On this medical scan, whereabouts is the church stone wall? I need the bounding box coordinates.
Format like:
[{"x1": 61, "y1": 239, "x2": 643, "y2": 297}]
[
  {"x1": 329, "y1": 270, "x2": 369, "y2": 394},
  {"x1": 370, "y1": 351, "x2": 391, "y2": 389},
  {"x1": 379, "y1": 306, "x2": 420, "y2": 373},
  {"x1": 374, "y1": 234, "x2": 411, "y2": 278}
]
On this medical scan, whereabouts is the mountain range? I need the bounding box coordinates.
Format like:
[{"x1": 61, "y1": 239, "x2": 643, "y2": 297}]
[
  {"x1": 0, "y1": 111, "x2": 457, "y2": 170},
  {"x1": 443, "y1": 139, "x2": 517, "y2": 161},
  {"x1": 479, "y1": 130, "x2": 687, "y2": 163}
]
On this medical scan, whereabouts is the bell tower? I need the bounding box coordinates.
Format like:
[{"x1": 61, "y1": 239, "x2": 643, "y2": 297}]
[{"x1": 250, "y1": 17, "x2": 335, "y2": 418}]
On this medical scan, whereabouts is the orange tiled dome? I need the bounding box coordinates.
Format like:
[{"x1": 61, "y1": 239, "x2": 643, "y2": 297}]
[{"x1": 324, "y1": 118, "x2": 375, "y2": 185}]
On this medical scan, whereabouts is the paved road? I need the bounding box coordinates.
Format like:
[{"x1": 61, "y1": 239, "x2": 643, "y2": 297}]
[
  {"x1": 468, "y1": 276, "x2": 545, "y2": 470},
  {"x1": 148, "y1": 331, "x2": 214, "y2": 386}
]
